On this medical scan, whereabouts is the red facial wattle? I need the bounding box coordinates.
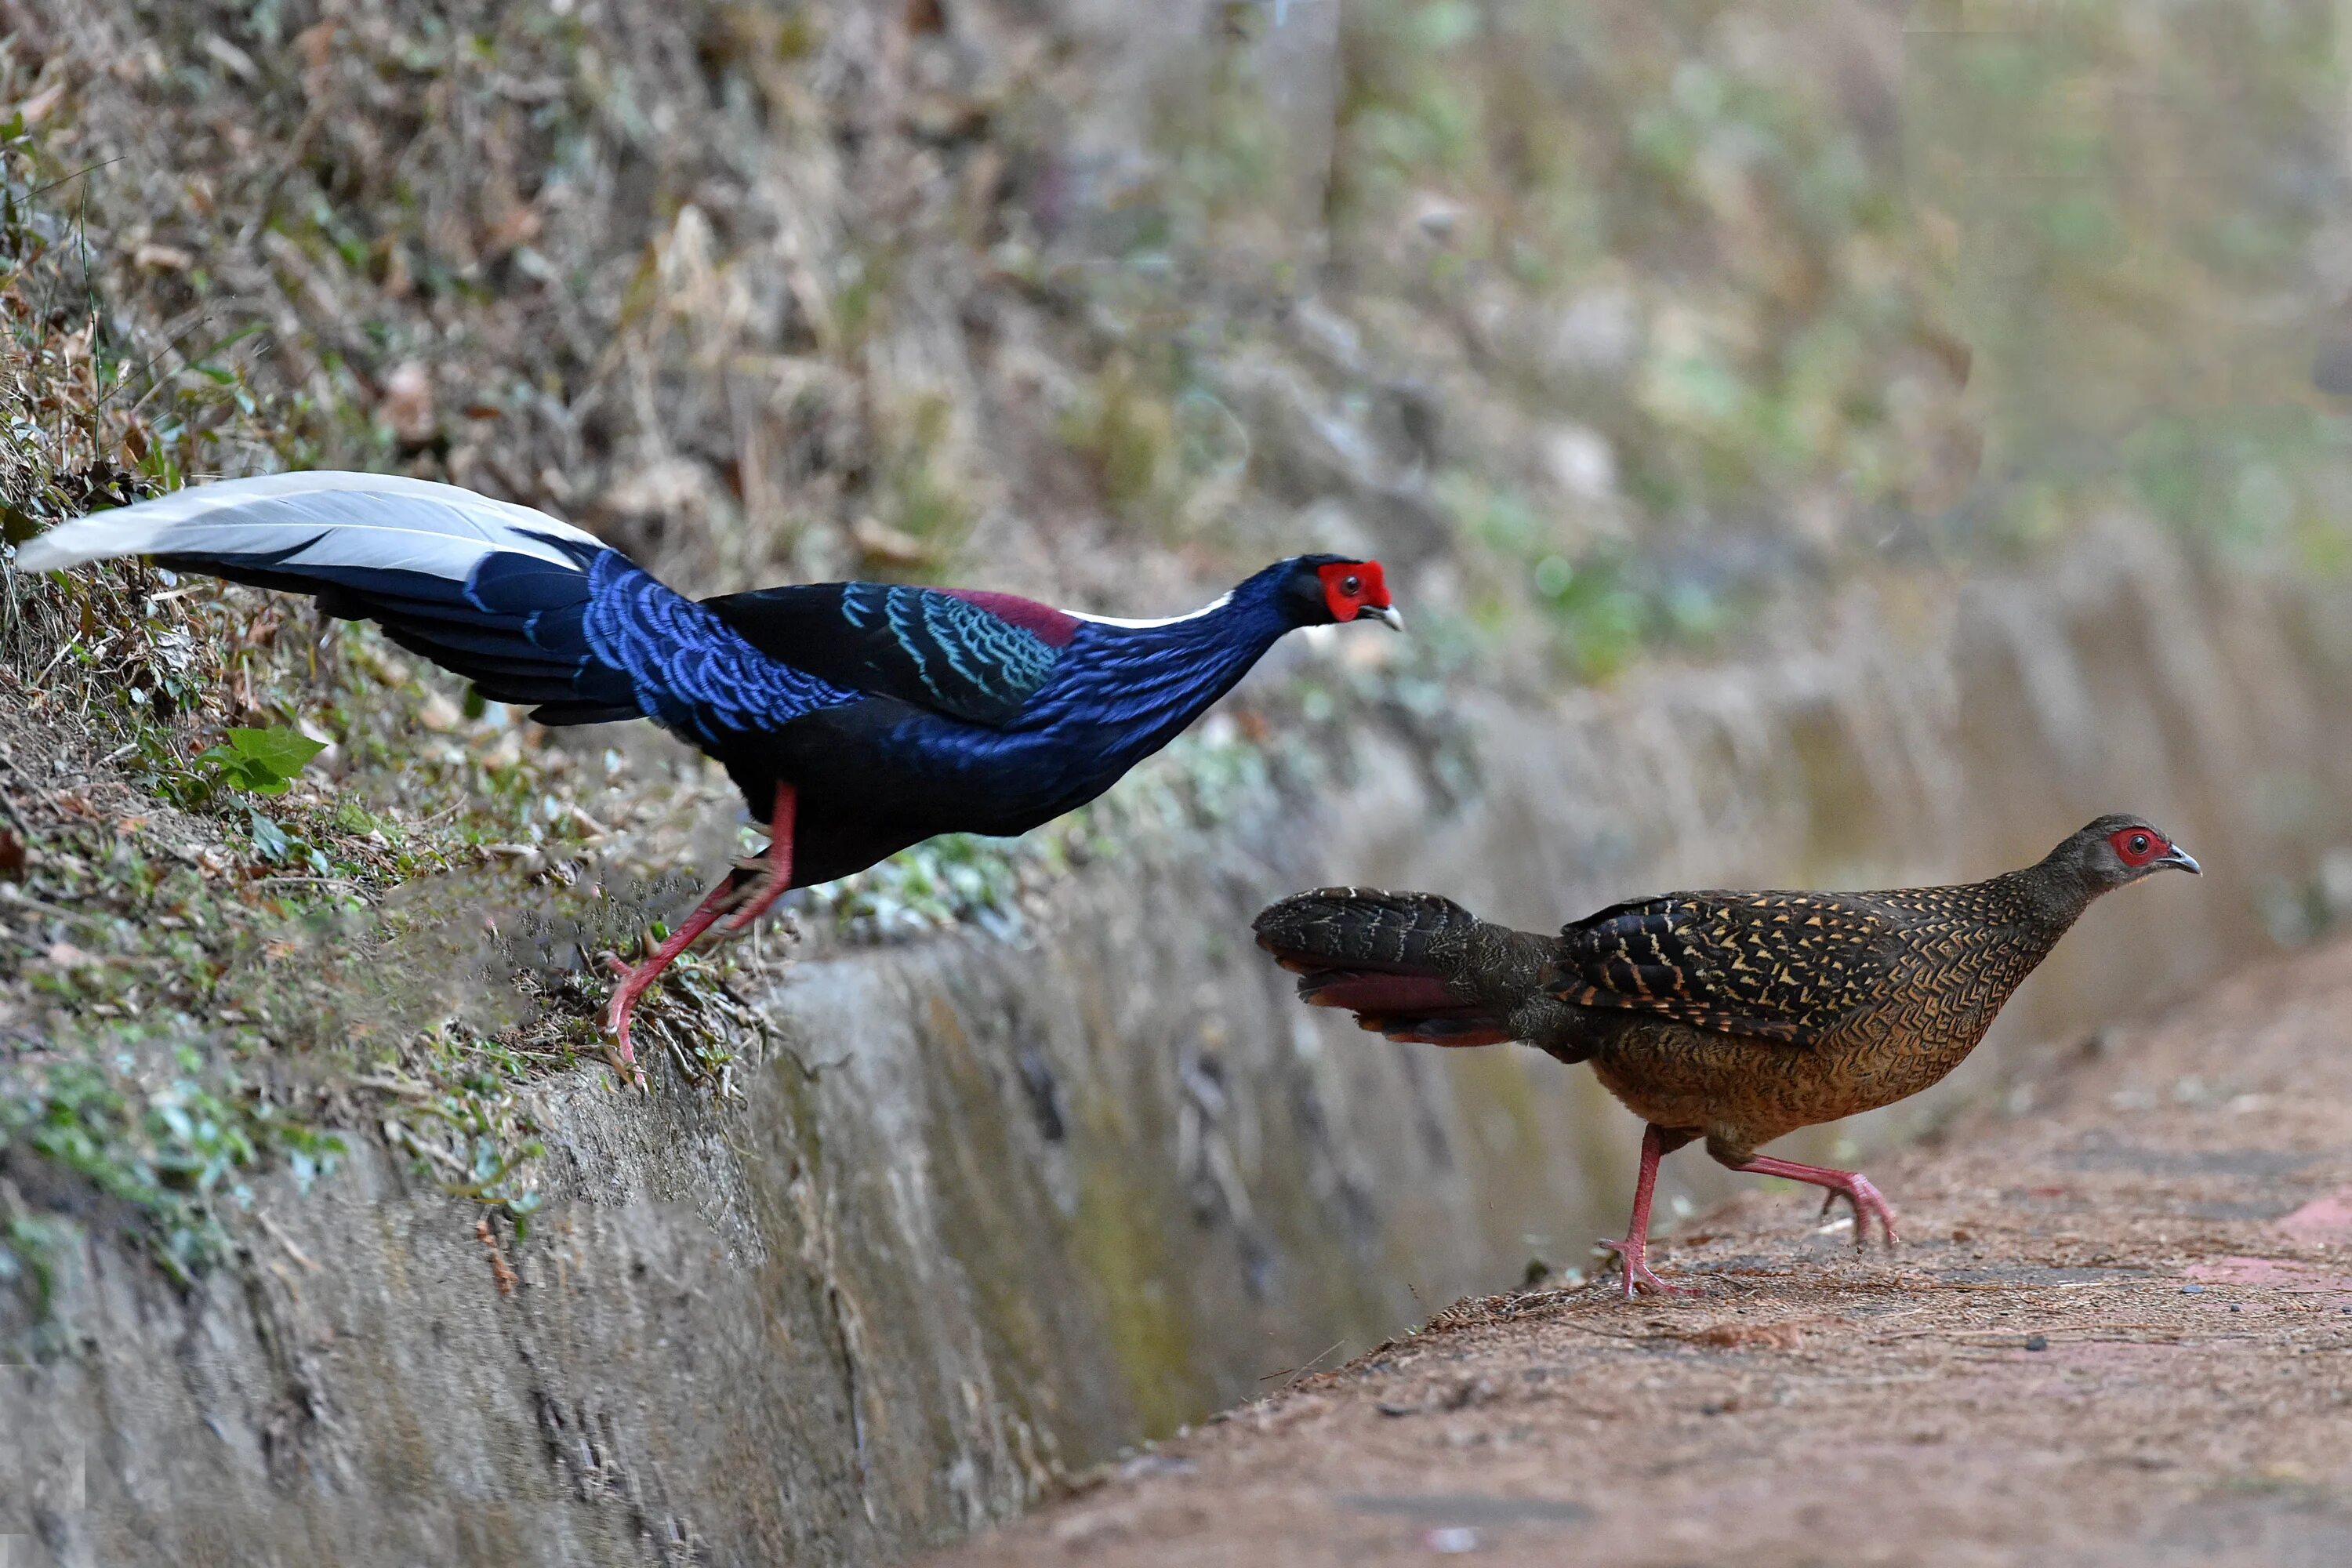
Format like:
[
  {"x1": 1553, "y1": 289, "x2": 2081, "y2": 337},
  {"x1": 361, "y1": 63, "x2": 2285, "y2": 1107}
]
[
  {"x1": 2110, "y1": 827, "x2": 2165, "y2": 867},
  {"x1": 1316, "y1": 560, "x2": 1390, "y2": 622}
]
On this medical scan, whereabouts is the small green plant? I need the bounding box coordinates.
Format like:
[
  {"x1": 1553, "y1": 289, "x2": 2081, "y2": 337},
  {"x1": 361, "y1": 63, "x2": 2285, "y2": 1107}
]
[
  {"x1": 814, "y1": 831, "x2": 1045, "y2": 940},
  {"x1": 0, "y1": 1047, "x2": 345, "y2": 1287},
  {"x1": 382, "y1": 1025, "x2": 550, "y2": 1236},
  {"x1": 0, "y1": 1214, "x2": 63, "y2": 1318},
  {"x1": 197, "y1": 726, "x2": 327, "y2": 797}
]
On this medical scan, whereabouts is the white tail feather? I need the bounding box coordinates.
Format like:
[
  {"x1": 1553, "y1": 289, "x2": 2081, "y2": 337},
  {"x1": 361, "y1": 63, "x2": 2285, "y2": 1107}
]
[{"x1": 11, "y1": 471, "x2": 607, "y2": 580}]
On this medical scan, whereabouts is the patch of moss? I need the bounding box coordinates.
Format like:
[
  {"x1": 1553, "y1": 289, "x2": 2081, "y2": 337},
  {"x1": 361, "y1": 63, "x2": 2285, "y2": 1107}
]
[{"x1": 1066, "y1": 1140, "x2": 1207, "y2": 1440}]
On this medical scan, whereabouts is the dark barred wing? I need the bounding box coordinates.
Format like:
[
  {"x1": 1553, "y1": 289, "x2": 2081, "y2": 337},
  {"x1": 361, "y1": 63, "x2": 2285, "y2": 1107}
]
[{"x1": 1549, "y1": 891, "x2": 1901, "y2": 1045}]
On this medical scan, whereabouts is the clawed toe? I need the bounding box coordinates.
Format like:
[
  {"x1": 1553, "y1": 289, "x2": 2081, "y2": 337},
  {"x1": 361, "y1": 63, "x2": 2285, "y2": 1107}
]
[
  {"x1": 1838, "y1": 1176, "x2": 1900, "y2": 1251},
  {"x1": 1623, "y1": 1266, "x2": 1700, "y2": 1299},
  {"x1": 722, "y1": 887, "x2": 773, "y2": 933},
  {"x1": 1737, "y1": 1156, "x2": 1900, "y2": 1256},
  {"x1": 1835, "y1": 1181, "x2": 1900, "y2": 1252},
  {"x1": 1595, "y1": 1236, "x2": 1699, "y2": 1300}
]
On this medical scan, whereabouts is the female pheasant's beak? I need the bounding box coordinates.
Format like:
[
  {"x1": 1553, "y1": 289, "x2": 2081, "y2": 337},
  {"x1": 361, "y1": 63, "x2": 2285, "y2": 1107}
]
[
  {"x1": 2159, "y1": 844, "x2": 2202, "y2": 875},
  {"x1": 1363, "y1": 603, "x2": 1405, "y2": 632}
]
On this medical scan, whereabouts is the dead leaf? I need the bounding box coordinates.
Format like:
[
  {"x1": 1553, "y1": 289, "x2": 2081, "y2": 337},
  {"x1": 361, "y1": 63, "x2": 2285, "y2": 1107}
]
[
  {"x1": 20, "y1": 81, "x2": 67, "y2": 127},
  {"x1": 483, "y1": 198, "x2": 543, "y2": 252},
  {"x1": 852, "y1": 514, "x2": 930, "y2": 566},
  {"x1": 294, "y1": 20, "x2": 339, "y2": 96},
  {"x1": 0, "y1": 829, "x2": 24, "y2": 879},
  {"x1": 1690, "y1": 1320, "x2": 1807, "y2": 1351},
  {"x1": 201, "y1": 34, "x2": 260, "y2": 83},
  {"x1": 379, "y1": 241, "x2": 414, "y2": 299},
  {"x1": 477, "y1": 1217, "x2": 518, "y2": 1295},
  {"x1": 381, "y1": 361, "x2": 436, "y2": 447},
  {"x1": 414, "y1": 691, "x2": 463, "y2": 732}
]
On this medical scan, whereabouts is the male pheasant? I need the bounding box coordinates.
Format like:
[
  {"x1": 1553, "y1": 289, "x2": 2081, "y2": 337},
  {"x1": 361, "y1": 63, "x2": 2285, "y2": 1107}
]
[
  {"x1": 16, "y1": 472, "x2": 1400, "y2": 1063},
  {"x1": 1253, "y1": 817, "x2": 2199, "y2": 1298}
]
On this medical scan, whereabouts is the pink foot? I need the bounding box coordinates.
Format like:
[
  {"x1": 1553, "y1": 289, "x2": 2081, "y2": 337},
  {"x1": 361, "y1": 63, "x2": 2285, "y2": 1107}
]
[
  {"x1": 720, "y1": 869, "x2": 789, "y2": 934},
  {"x1": 1832, "y1": 1174, "x2": 1900, "y2": 1251},
  {"x1": 1597, "y1": 1126, "x2": 1702, "y2": 1300},
  {"x1": 601, "y1": 951, "x2": 655, "y2": 1083},
  {"x1": 1744, "y1": 1156, "x2": 1900, "y2": 1252},
  {"x1": 1596, "y1": 1236, "x2": 1700, "y2": 1300}
]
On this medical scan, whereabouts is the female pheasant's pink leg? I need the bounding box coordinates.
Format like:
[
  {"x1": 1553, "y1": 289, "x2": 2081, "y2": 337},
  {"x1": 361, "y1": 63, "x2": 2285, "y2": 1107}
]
[
  {"x1": 721, "y1": 782, "x2": 797, "y2": 933},
  {"x1": 604, "y1": 782, "x2": 798, "y2": 1069},
  {"x1": 1737, "y1": 1154, "x2": 1900, "y2": 1250},
  {"x1": 1598, "y1": 1124, "x2": 1700, "y2": 1300}
]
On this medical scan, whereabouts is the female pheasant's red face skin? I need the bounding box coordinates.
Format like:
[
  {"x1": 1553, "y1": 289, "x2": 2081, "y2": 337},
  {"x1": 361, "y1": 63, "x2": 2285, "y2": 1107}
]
[
  {"x1": 2053, "y1": 815, "x2": 2198, "y2": 891},
  {"x1": 1317, "y1": 561, "x2": 1391, "y2": 622},
  {"x1": 2109, "y1": 826, "x2": 2171, "y2": 869}
]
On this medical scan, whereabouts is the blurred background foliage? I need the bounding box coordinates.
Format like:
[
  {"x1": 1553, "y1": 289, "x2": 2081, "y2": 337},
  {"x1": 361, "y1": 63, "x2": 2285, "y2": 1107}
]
[
  {"x1": 7, "y1": 0, "x2": 2352, "y2": 694},
  {"x1": 1301, "y1": 0, "x2": 2352, "y2": 662},
  {"x1": 5, "y1": 0, "x2": 2352, "y2": 1294}
]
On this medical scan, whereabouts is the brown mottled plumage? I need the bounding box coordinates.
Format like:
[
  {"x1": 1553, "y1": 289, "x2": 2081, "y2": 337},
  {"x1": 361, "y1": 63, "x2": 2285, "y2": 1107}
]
[{"x1": 1254, "y1": 815, "x2": 2201, "y2": 1298}]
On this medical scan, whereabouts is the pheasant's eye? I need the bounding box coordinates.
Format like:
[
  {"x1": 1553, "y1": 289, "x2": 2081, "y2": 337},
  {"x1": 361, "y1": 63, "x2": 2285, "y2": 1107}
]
[
  {"x1": 1315, "y1": 559, "x2": 1387, "y2": 620},
  {"x1": 2129, "y1": 833, "x2": 2151, "y2": 855}
]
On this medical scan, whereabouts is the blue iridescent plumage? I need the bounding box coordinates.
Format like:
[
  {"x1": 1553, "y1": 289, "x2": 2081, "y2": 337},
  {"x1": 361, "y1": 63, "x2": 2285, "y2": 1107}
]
[
  {"x1": 20, "y1": 469, "x2": 1399, "y2": 1059},
  {"x1": 828, "y1": 583, "x2": 1062, "y2": 724},
  {"x1": 582, "y1": 554, "x2": 855, "y2": 745},
  {"x1": 20, "y1": 471, "x2": 1394, "y2": 891}
]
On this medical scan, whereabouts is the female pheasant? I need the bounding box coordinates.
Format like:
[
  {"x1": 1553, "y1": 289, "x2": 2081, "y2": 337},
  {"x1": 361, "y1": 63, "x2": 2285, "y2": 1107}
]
[
  {"x1": 17, "y1": 472, "x2": 1399, "y2": 1062},
  {"x1": 1253, "y1": 817, "x2": 2199, "y2": 1298}
]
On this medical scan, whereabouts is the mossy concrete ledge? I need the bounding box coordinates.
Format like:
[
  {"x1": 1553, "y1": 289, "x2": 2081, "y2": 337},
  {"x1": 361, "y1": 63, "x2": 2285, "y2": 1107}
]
[{"x1": 8, "y1": 522, "x2": 2352, "y2": 1568}]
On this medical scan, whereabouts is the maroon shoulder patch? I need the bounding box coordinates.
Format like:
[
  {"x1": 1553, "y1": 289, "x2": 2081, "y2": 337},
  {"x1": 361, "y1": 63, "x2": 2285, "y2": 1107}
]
[{"x1": 942, "y1": 588, "x2": 1080, "y2": 647}]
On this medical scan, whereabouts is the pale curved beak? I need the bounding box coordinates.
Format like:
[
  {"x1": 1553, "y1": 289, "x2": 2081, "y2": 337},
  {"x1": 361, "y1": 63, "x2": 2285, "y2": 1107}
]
[
  {"x1": 1362, "y1": 604, "x2": 1405, "y2": 633},
  {"x1": 2160, "y1": 845, "x2": 2202, "y2": 876}
]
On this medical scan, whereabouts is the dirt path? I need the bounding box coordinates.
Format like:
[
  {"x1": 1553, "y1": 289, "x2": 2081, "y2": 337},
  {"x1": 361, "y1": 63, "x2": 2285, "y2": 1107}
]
[{"x1": 931, "y1": 942, "x2": 2352, "y2": 1567}]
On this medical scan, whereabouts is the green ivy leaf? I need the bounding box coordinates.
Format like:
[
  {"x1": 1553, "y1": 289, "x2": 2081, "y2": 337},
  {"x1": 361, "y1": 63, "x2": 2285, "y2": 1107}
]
[
  {"x1": 228, "y1": 725, "x2": 326, "y2": 777},
  {"x1": 245, "y1": 811, "x2": 291, "y2": 862},
  {"x1": 198, "y1": 726, "x2": 325, "y2": 796}
]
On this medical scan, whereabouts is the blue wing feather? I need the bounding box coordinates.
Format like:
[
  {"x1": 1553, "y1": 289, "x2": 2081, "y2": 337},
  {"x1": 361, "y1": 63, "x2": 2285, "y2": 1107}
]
[
  {"x1": 878, "y1": 586, "x2": 1058, "y2": 717},
  {"x1": 583, "y1": 556, "x2": 856, "y2": 743},
  {"x1": 702, "y1": 582, "x2": 1062, "y2": 726}
]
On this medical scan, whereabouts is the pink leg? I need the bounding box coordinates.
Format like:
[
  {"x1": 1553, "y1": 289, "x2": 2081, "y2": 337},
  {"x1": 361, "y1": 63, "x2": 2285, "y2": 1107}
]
[
  {"x1": 1597, "y1": 1125, "x2": 1700, "y2": 1300},
  {"x1": 602, "y1": 782, "x2": 797, "y2": 1070},
  {"x1": 604, "y1": 879, "x2": 740, "y2": 1070},
  {"x1": 1737, "y1": 1155, "x2": 1900, "y2": 1251},
  {"x1": 721, "y1": 782, "x2": 797, "y2": 932}
]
